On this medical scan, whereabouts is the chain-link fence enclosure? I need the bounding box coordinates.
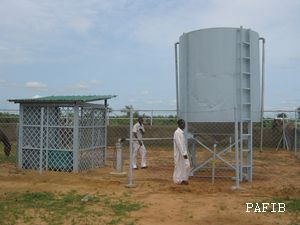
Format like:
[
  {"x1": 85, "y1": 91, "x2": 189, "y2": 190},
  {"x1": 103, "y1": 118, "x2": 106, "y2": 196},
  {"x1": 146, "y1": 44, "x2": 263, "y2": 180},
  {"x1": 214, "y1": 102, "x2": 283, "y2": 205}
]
[
  {"x1": 1, "y1": 108, "x2": 299, "y2": 187},
  {"x1": 122, "y1": 110, "x2": 241, "y2": 188},
  {"x1": 15, "y1": 104, "x2": 107, "y2": 172},
  {"x1": 107, "y1": 109, "x2": 299, "y2": 189}
]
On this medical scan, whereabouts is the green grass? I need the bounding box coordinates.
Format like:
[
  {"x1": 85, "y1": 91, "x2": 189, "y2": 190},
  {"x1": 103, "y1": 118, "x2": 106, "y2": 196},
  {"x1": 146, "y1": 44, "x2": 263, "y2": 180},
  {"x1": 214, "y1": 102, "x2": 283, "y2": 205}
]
[
  {"x1": 0, "y1": 191, "x2": 143, "y2": 225},
  {"x1": 271, "y1": 197, "x2": 300, "y2": 212},
  {"x1": 256, "y1": 197, "x2": 300, "y2": 213},
  {"x1": 255, "y1": 197, "x2": 300, "y2": 225}
]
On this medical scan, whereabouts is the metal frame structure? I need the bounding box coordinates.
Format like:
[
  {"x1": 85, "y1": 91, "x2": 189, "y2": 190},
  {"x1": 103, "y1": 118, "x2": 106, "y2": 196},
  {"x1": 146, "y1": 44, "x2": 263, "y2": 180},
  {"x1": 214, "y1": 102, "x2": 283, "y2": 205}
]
[{"x1": 9, "y1": 95, "x2": 115, "y2": 173}]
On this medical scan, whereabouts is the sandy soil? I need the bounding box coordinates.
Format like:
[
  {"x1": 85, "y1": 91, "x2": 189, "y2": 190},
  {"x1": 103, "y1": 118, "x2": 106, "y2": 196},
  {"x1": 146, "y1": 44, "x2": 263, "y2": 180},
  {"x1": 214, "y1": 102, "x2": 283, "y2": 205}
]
[{"x1": 0, "y1": 149, "x2": 299, "y2": 225}]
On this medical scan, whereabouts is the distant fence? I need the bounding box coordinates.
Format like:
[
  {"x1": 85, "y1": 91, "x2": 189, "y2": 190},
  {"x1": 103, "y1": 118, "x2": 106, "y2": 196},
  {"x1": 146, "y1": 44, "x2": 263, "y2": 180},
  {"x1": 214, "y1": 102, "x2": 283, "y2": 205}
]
[{"x1": 1, "y1": 108, "x2": 299, "y2": 162}]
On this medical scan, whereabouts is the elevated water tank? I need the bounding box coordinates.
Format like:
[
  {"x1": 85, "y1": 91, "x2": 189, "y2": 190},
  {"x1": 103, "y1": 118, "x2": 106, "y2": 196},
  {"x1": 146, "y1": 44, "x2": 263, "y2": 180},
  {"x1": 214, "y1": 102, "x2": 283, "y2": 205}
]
[{"x1": 176, "y1": 27, "x2": 261, "y2": 122}]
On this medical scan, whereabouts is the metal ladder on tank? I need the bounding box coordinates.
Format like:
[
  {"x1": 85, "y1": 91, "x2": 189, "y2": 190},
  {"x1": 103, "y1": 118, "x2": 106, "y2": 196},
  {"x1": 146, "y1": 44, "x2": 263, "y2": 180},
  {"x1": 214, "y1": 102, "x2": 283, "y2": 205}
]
[{"x1": 238, "y1": 27, "x2": 253, "y2": 182}]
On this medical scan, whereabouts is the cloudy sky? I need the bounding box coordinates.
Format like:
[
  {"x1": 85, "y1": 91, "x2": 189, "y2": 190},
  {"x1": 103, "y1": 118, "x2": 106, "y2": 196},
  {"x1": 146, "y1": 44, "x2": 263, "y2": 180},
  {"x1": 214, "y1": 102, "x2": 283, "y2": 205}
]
[{"x1": 0, "y1": 0, "x2": 300, "y2": 110}]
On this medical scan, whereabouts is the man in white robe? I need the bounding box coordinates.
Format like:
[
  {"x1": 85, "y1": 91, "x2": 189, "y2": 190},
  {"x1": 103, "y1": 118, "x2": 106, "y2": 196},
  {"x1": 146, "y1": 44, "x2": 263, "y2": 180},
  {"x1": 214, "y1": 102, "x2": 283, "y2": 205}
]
[
  {"x1": 173, "y1": 119, "x2": 190, "y2": 185},
  {"x1": 132, "y1": 116, "x2": 147, "y2": 169}
]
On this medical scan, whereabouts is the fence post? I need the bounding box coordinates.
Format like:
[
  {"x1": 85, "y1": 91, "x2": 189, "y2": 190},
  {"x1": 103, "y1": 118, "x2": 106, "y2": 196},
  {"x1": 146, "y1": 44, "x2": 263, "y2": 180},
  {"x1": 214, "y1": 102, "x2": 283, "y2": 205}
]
[
  {"x1": 212, "y1": 143, "x2": 217, "y2": 184},
  {"x1": 73, "y1": 106, "x2": 79, "y2": 173},
  {"x1": 126, "y1": 106, "x2": 136, "y2": 187},
  {"x1": 17, "y1": 105, "x2": 24, "y2": 168},
  {"x1": 150, "y1": 110, "x2": 153, "y2": 126},
  {"x1": 39, "y1": 107, "x2": 44, "y2": 174}
]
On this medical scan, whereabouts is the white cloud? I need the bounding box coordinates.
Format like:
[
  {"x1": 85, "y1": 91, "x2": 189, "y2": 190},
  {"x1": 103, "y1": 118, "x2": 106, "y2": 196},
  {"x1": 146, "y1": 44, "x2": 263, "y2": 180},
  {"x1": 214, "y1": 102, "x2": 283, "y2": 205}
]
[
  {"x1": 25, "y1": 81, "x2": 48, "y2": 90},
  {"x1": 131, "y1": 0, "x2": 300, "y2": 67},
  {"x1": 1, "y1": 0, "x2": 299, "y2": 67},
  {"x1": 0, "y1": 79, "x2": 6, "y2": 84},
  {"x1": 0, "y1": 0, "x2": 300, "y2": 110}
]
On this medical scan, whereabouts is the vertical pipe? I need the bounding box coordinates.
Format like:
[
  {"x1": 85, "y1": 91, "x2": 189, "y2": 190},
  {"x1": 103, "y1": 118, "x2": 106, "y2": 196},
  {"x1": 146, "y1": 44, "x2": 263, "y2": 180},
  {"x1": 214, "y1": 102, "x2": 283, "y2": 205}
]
[
  {"x1": 73, "y1": 106, "x2": 79, "y2": 172},
  {"x1": 259, "y1": 37, "x2": 265, "y2": 152},
  {"x1": 174, "y1": 42, "x2": 179, "y2": 119},
  {"x1": 39, "y1": 107, "x2": 44, "y2": 174},
  {"x1": 92, "y1": 108, "x2": 95, "y2": 168},
  {"x1": 45, "y1": 106, "x2": 49, "y2": 171},
  {"x1": 239, "y1": 26, "x2": 243, "y2": 182},
  {"x1": 116, "y1": 141, "x2": 122, "y2": 173},
  {"x1": 17, "y1": 104, "x2": 24, "y2": 168},
  {"x1": 127, "y1": 106, "x2": 134, "y2": 187},
  {"x1": 184, "y1": 38, "x2": 189, "y2": 150},
  {"x1": 104, "y1": 107, "x2": 108, "y2": 165}
]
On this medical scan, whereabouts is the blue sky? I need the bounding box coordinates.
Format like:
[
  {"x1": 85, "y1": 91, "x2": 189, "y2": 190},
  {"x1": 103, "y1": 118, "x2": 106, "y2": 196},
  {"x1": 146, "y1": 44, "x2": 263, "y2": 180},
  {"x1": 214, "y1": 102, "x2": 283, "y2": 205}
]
[{"x1": 0, "y1": 0, "x2": 300, "y2": 110}]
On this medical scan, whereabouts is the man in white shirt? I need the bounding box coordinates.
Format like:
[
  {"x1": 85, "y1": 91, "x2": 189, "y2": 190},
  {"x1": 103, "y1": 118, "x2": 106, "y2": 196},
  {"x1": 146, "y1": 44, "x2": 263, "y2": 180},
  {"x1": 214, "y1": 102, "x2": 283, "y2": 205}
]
[
  {"x1": 173, "y1": 119, "x2": 190, "y2": 185},
  {"x1": 132, "y1": 116, "x2": 147, "y2": 169}
]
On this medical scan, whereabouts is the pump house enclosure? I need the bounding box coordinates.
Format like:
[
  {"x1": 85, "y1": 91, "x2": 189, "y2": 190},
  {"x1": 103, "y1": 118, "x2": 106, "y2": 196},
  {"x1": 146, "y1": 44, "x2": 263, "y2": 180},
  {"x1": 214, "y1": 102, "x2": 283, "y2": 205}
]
[{"x1": 9, "y1": 95, "x2": 116, "y2": 172}]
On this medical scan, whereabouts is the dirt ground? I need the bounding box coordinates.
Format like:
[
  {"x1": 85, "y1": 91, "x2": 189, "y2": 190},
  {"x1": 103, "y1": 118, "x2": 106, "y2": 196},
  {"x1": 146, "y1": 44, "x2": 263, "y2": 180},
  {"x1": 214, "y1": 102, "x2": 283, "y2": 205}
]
[{"x1": 0, "y1": 149, "x2": 299, "y2": 225}]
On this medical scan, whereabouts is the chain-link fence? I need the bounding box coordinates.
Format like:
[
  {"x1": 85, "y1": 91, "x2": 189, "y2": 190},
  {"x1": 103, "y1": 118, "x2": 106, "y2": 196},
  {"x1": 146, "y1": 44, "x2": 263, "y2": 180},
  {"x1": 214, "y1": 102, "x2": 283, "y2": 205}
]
[
  {"x1": 121, "y1": 110, "x2": 241, "y2": 188},
  {"x1": 261, "y1": 110, "x2": 299, "y2": 153},
  {"x1": 108, "y1": 108, "x2": 300, "y2": 189},
  {"x1": 0, "y1": 109, "x2": 18, "y2": 164},
  {"x1": 0, "y1": 105, "x2": 107, "y2": 173},
  {"x1": 1, "y1": 108, "x2": 299, "y2": 188}
]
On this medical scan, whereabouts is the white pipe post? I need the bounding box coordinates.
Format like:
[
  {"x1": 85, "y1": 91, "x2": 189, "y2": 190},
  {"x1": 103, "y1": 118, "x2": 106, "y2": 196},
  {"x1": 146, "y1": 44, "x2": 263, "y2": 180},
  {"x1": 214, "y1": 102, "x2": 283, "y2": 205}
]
[
  {"x1": 126, "y1": 107, "x2": 136, "y2": 187},
  {"x1": 73, "y1": 106, "x2": 79, "y2": 172},
  {"x1": 259, "y1": 37, "x2": 266, "y2": 152},
  {"x1": 39, "y1": 107, "x2": 44, "y2": 174},
  {"x1": 17, "y1": 105, "x2": 24, "y2": 168},
  {"x1": 174, "y1": 42, "x2": 180, "y2": 119}
]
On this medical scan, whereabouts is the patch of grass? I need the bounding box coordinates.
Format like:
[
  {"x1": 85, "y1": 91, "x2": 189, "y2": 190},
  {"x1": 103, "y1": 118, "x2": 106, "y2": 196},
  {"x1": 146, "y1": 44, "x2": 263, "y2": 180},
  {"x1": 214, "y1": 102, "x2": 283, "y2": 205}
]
[
  {"x1": 256, "y1": 197, "x2": 300, "y2": 213},
  {"x1": 271, "y1": 197, "x2": 300, "y2": 212},
  {"x1": 111, "y1": 200, "x2": 142, "y2": 216},
  {"x1": 0, "y1": 191, "x2": 143, "y2": 225}
]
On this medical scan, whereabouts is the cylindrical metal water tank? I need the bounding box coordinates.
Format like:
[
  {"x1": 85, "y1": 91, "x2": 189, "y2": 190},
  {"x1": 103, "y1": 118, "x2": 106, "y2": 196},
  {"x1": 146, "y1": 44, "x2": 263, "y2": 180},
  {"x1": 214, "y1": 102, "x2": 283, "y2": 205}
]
[{"x1": 177, "y1": 27, "x2": 261, "y2": 122}]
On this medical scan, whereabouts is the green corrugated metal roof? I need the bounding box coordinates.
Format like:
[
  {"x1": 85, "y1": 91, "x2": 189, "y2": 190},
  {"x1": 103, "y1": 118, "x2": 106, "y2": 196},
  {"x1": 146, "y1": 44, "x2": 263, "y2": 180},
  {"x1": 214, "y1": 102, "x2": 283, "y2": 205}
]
[{"x1": 8, "y1": 95, "x2": 116, "y2": 104}]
